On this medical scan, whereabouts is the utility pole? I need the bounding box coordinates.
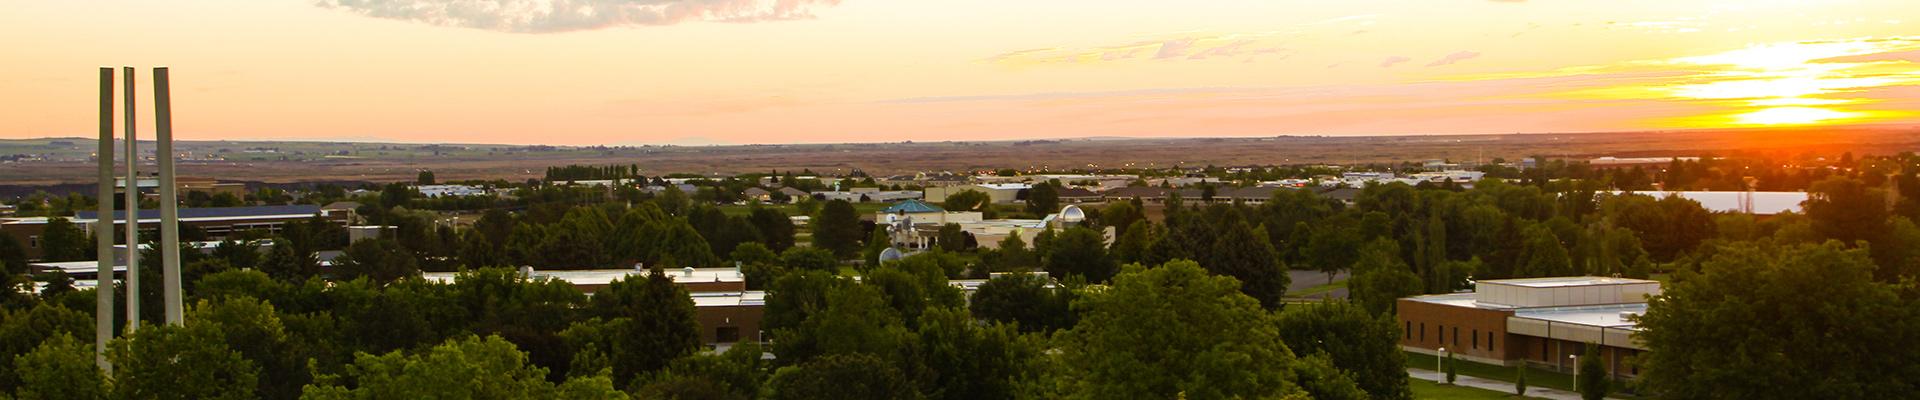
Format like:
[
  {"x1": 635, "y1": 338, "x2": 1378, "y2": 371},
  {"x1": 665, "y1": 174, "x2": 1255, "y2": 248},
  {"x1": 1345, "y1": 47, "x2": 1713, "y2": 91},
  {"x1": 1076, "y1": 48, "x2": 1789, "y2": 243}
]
[
  {"x1": 155, "y1": 67, "x2": 183, "y2": 325},
  {"x1": 94, "y1": 67, "x2": 116, "y2": 371},
  {"x1": 121, "y1": 66, "x2": 141, "y2": 333}
]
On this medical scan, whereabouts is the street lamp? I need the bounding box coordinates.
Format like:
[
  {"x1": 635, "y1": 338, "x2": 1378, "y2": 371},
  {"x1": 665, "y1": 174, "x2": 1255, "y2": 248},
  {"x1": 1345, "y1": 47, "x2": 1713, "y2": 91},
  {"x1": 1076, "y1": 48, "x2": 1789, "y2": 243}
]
[
  {"x1": 1437, "y1": 347, "x2": 1447, "y2": 383},
  {"x1": 1569, "y1": 354, "x2": 1579, "y2": 392}
]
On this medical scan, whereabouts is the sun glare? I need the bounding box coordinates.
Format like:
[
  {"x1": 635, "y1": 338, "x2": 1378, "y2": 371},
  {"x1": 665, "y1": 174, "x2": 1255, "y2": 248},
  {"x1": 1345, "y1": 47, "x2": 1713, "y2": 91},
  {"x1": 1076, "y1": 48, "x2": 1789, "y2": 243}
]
[{"x1": 1731, "y1": 107, "x2": 1858, "y2": 125}]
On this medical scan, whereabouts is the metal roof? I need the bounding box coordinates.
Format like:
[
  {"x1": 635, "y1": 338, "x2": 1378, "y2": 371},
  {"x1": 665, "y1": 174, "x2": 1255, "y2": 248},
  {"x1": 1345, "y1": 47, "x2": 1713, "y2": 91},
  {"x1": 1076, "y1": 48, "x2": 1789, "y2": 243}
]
[
  {"x1": 76, "y1": 205, "x2": 321, "y2": 221},
  {"x1": 882, "y1": 200, "x2": 945, "y2": 214}
]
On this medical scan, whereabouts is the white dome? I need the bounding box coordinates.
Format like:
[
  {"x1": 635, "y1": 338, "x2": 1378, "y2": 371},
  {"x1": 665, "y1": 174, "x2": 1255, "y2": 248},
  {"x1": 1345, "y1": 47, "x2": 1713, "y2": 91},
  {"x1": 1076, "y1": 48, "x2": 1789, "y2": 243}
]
[
  {"x1": 878, "y1": 247, "x2": 905, "y2": 262},
  {"x1": 1060, "y1": 205, "x2": 1086, "y2": 223}
]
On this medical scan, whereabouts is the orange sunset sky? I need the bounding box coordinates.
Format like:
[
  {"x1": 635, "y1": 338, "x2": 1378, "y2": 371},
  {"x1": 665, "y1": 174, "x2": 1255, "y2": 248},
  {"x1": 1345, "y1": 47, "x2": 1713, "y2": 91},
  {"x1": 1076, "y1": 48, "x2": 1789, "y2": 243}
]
[{"x1": 3, "y1": 0, "x2": 1919, "y2": 145}]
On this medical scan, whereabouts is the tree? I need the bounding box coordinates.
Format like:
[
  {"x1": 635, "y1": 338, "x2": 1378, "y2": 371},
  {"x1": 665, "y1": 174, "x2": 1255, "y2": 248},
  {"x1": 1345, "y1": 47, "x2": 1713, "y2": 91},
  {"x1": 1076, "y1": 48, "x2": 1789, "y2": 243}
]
[
  {"x1": 38, "y1": 217, "x2": 90, "y2": 262},
  {"x1": 747, "y1": 206, "x2": 797, "y2": 251},
  {"x1": 109, "y1": 324, "x2": 259, "y2": 400},
  {"x1": 934, "y1": 223, "x2": 968, "y2": 252},
  {"x1": 942, "y1": 190, "x2": 991, "y2": 213},
  {"x1": 1444, "y1": 351, "x2": 1457, "y2": 384},
  {"x1": 573, "y1": 270, "x2": 702, "y2": 383},
  {"x1": 1205, "y1": 219, "x2": 1288, "y2": 309},
  {"x1": 1636, "y1": 241, "x2": 1920, "y2": 399},
  {"x1": 765, "y1": 353, "x2": 920, "y2": 400},
  {"x1": 992, "y1": 234, "x2": 1036, "y2": 272},
  {"x1": 1275, "y1": 301, "x2": 1411, "y2": 400},
  {"x1": 731, "y1": 243, "x2": 784, "y2": 290},
  {"x1": 780, "y1": 247, "x2": 839, "y2": 272},
  {"x1": 969, "y1": 273, "x2": 1075, "y2": 333},
  {"x1": 633, "y1": 342, "x2": 769, "y2": 400},
  {"x1": 1517, "y1": 224, "x2": 1572, "y2": 278},
  {"x1": 1806, "y1": 176, "x2": 1888, "y2": 245},
  {"x1": 416, "y1": 170, "x2": 436, "y2": 185},
  {"x1": 1578, "y1": 344, "x2": 1607, "y2": 400},
  {"x1": 1056, "y1": 261, "x2": 1363, "y2": 399},
  {"x1": 302, "y1": 335, "x2": 623, "y2": 399},
  {"x1": 11, "y1": 333, "x2": 104, "y2": 400},
  {"x1": 1025, "y1": 183, "x2": 1060, "y2": 216},
  {"x1": 770, "y1": 283, "x2": 910, "y2": 364},
  {"x1": 0, "y1": 303, "x2": 93, "y2": 391},
  {"x1": 1043, "y1": 227, "x2": 1117, "y2": 283},
  {"x1": 330, "y1": 238, "x2": 419, "y2": 285},
  {"x1": 1515, "y1": 364, "x2": 1528, "y2": 396},
  {"x1": 1099, "y1": 201, "x2": 1144, "y2": 238},
  {"x1": 812, "y1": 200, "x2": 864, "y2": 258},
  {"x1": 0, "y1": 234, "x2": 27, "y2": 277},
  {"x1": 1347, "y1": 239, "x2": 1424, "y2": 315},
  {"x1": 259, "y1": 237, "x2": 321, "y2": 282},
  {"x1": 915, "y1": 307, "x2": 1039, "y2": 400}
]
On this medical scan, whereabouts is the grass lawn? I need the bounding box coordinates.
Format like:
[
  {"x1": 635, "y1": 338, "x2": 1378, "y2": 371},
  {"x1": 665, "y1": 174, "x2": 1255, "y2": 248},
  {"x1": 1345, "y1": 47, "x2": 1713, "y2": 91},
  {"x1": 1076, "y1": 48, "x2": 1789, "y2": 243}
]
[
  {"x1": 1405, "y1": 351, "x2": 1577, "y2": 393},
  {"x1": 1409, "y1": 380, "x2": 1539, "y2": 399},
  {"x1": 1291, "y1": 278, "x2": 1348, "y2": 298}
]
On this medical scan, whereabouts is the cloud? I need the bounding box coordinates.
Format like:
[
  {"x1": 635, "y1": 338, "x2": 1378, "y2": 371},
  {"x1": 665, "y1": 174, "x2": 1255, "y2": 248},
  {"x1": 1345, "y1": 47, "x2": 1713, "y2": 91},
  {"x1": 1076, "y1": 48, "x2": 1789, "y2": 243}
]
[
  {"x1": 1813, "y1": 49, "x2": 1920, "y2": 64},
  {"x1": 1378, "y1": 56, "x2": 1410, "y2": 68},
  {"x1": 987, "y1": 34, "x2": 1288, "y2": 65},
  {"x1": 315, "y1": 0, "x2": 844, "y2": 33},
  {"x1": 1426, "y1": 51, "x2": 1482, "y2": 67}
]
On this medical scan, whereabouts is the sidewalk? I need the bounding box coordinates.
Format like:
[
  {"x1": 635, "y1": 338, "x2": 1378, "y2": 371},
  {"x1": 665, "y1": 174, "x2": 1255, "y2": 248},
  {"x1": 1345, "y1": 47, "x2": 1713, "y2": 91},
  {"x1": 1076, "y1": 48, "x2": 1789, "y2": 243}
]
[{"x1": 1406, "y1": 368, "x2": 1616, "y2": 400}]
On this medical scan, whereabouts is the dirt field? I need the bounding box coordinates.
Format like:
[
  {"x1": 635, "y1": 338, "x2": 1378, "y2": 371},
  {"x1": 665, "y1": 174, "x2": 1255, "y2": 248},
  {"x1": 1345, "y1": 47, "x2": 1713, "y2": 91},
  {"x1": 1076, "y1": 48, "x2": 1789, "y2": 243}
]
[{"x1": 2, "y1": 125, "x2": 1916, "y2": 189}]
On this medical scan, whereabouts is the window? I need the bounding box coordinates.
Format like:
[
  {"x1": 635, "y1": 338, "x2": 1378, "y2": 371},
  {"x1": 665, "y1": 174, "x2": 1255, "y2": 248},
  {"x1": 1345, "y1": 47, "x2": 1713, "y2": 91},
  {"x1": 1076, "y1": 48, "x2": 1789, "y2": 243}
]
[
  {"x1": 1472, "y1": 329, "x2": 1479, "y2": 349},
  {"x1": 1420, "y1": 323, "x2": 1426, "y2": 341},
  {"x1": 1488, "y1": 332, "x2": 1495, "y2": 350},
  {"x1": 1438, "y1": 325, "x2": 1444, "y2": 344},
  {"x1": 715, "y1": 327, "x2": 741, "y2": 343},
  {"x1": 1542, "y1": 340, "x2": 1549, "y2": 361},
  {"x1": 1405, "y1": 321, "x2": 1411, "y2": 340},
  {"x1": 1453, "y1": 327, "x2": 1460, "y2": 347},
  {"x1": 27, "y1": 235, "x2": 38, "y2": 249}
]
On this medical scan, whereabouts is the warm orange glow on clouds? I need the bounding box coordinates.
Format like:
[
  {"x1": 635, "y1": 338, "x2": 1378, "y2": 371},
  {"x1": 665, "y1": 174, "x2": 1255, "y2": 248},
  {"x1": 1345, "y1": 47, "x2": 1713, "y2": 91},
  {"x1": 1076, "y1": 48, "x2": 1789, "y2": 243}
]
[{"x1": 2, "y1": 0, "x2": 1918, "y2": 145}]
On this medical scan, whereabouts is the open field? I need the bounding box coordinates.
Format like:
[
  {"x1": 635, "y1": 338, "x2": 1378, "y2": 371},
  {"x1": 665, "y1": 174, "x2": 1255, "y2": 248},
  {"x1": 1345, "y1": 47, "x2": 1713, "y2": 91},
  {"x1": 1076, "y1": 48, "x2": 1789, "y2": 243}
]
[{"x1": 2, "y1": 125, "x2": 1917, "y2": 190}]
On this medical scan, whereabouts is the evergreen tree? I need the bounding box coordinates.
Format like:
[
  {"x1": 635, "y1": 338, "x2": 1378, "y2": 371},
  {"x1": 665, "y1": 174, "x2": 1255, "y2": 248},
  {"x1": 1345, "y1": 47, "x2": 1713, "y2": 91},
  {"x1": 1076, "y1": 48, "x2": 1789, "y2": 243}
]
[{"x1": 812, "y1": 200, "x2": 864, "y2": 258}]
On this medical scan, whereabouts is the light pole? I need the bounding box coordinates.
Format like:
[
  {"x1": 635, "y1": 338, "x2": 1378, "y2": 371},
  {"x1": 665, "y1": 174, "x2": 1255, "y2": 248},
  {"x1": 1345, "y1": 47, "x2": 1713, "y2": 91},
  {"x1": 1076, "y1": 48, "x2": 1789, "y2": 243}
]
[
  {"x1": 1437, "y1": 347, "x2": 1447, "y2": 383},
  {"x1": 1569, "y1": 354, "x2": 1579, "y2": 392}
]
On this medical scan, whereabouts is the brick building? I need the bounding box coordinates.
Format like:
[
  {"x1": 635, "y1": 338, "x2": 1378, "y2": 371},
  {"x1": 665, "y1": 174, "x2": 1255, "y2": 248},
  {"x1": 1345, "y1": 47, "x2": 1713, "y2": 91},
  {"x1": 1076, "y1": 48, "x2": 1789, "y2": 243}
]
[{"x1": 1397, "y1": 276, "x2": 1660, "y2": 380}]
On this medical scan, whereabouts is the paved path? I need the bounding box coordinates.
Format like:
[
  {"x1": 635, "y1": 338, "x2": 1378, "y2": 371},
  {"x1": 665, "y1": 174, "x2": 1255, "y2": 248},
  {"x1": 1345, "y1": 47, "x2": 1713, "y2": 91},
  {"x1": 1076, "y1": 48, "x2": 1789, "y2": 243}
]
[
  {"x1": 1406, "y1": 368, "x2": 1616, "y2": 400},
  {"x1": 1286, "y1": 270, "x2": 1348, "y2": 300}
]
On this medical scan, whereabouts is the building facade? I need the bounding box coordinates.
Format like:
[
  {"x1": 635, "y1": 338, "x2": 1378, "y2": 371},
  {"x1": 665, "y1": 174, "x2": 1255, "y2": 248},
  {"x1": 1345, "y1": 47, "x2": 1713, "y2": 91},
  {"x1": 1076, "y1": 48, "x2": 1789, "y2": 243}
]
[{"x1": 1398, "y1": 276, "x2": 1659, "y2": 380}]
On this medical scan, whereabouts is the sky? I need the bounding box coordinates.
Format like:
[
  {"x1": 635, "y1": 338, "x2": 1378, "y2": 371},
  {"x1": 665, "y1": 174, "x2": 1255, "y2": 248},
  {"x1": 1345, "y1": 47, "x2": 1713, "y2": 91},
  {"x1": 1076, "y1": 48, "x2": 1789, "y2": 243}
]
[{"x1": 3, "y1": 0, "x2": 1919, "y2": 146}]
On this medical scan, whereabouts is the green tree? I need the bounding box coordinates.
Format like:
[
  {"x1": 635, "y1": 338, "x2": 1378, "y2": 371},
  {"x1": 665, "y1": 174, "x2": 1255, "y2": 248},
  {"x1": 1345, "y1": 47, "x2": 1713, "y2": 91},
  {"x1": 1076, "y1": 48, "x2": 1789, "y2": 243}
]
[
  {"x1": 633, "y1": 342, "x2": 769, "y2": 400},
  {"x1": 38, "y1": 217, "x2": 90, "y2": 262},
  {"x1": 941, "y1": 190, "x2": 991, "y2": 214},
  {"x1": 935, "y1": 223, "x2": 969, "y2": 252},
  {"x1": 1517, "y1": 224, "x2": 1572, "y2": 277},
  {"x1": 780, "y1": 247, "x2": 839, "y2": 272},
  {"x1": 302, "y1": 335, "x2": 623, "y2": 399},
  {"x1": 770, "y1": 283, "x2": 910, "y2": 365},
  {"x1": 967, "y1": 273, "x2": 1075, "y2": 332},
  {"x1": 1056, "y1": 261, "x2": 1362, "y2": 399},
  {"x1": 765, "y1": 353, "x2": 920, "y2": 400},
  {"x1": 1043, "y1": 227, "x2": 1117, "y2": 283},
  {"x1": 573, "y1": 269, "x2": 702, "y2": 383},
  {"x1": 1637, "y1": 241, "x2": 1920, "y2": 399},
  {"x1": 761, "y1": 270, "x2": 847, "y2": 338},
  {"x1": 416, "y1": 170, "x2": 435, "y2": 185},
  {"x1": 992, "y1": 234, "x2": 1036, "y2": 272},
  {"x1": 1109, "y1": 220, "x2": 1157, "y2": 264},
  {"x1": 731, "y1": 242, "x2": 783, "y2": 290},
  {"x1": 1347, "y1": 239, "x2": 1424, "y2": 315},
  {"x1": 0, "y1": 234, "x2": 27, "y2": 277},
  {"x1": 747, "y1": 206, "x2": 797, "y2": 251},
  {"x1": 1275, "y1": 301, "x2": 1411, "y2": 400},
  {"x1": 11, "y1": 334, "x2": 104, "y2": 400},
  {"x1": 1025, "y1": 183, "x2": 1060, "y2": 216},
  {"x1": 915, "y1": 307, "x2": 1040, "y2": 400},
  {"x1": 1515, "y1": 365, "x2": 1528, "y2": 396},
  {"x1": 812, "y1": 200, "x2": 864, "y2": 258},
  {"x1": 259, "y1": 237, "x2": 322, "y2": 282},
  {"x1": 0, "y1": 303, "x2": 92, "y2": 390},
  {"x1": 330, "y1": 238, "x2": 419, "y2": 285},
  {"x1": 109, "y1": 324, "x2": 259, "y2": 400},
  {"x1": 1205, "y1": 219, "x2": 1288, "y2": 309},
  {"x1": 1577, "y1": 344, "x2": 1607, "y2": 400},
  {"x1": 1099, "y1": 201, "x2": 1144, "y2": 238},
  {"x1": 1444, "y1": 351, "x2": 1457, "y2": 384},
  {"x1": 1806, "y1": 176, "x2": 1888, "y2": 245}
]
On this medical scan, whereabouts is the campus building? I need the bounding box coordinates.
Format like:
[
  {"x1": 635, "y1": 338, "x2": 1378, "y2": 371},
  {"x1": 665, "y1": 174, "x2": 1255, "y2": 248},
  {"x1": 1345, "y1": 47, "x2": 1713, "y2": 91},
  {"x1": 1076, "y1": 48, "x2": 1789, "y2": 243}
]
[
  {"x1": 0, "y1": 204, "x2": 341, "y2": 260},
  {"x1": 1397, "y1": 276, "x2": 1660, "y2": 380},
  {"x1": 421, "y1": 266, "x2": 763, "y2": 346}
]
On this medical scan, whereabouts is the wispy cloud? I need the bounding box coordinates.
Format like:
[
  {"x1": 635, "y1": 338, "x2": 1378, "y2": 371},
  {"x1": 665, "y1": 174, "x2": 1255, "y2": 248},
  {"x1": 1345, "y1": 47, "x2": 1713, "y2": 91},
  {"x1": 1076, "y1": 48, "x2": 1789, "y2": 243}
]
[
  {"x1": 1427, "y1": 51, "x2": 1481, "y2": 67},
  {"x1": 315, "y1": 0, "x2": 844, "y2": 33},
  {"x1": 986, "y1": 33, "x2": 1287, "y2": 65},
  {"x1": 1379, "y1": 56, "x2": 1411, "y2": 67}
]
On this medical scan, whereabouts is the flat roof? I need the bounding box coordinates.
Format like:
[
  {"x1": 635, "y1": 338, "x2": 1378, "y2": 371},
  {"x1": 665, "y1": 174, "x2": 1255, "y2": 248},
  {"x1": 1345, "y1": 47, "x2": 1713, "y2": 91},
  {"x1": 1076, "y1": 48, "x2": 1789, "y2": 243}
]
[
  {"x1": 421, "y1": 267, "x2": 745, "y2": 287},
  {"x1": 1405, "y1": 293, "x2": 1516, "y2": 310},
  {"x1": 692, "y1": 290, "x2": 766, "y2": 307},
  {"x1": 1513, "y1": 303, "x2": 1646, "y2": 330},
  {"x1": 1478, "y1": 276, "x2": 1659, "y2": 289}
]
